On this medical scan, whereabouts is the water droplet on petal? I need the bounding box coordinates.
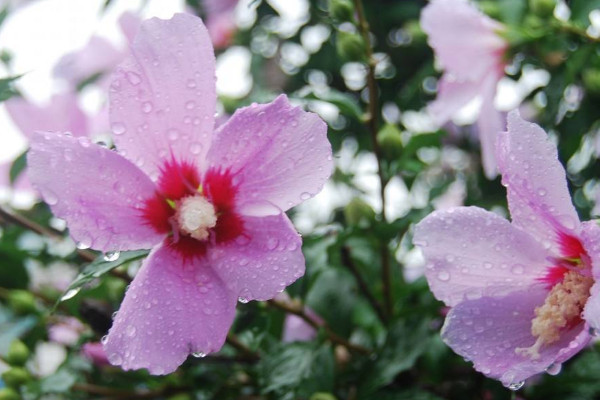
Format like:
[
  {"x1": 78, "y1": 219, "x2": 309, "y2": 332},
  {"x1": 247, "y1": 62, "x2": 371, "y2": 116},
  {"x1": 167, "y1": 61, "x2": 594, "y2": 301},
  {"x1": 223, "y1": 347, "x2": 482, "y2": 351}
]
[
  {"x1": 511, "y1": 264, "x2": 524, "y2": 275},
  {"x1": 104, "y1": 251, "x2": 121, "y2": 262},
  {"x1": 111, "y1": 311, "x2": 118, "y2": 320},
  {"x1": 61, "y1": 288, "x2": 80, "y2": 301},
  {"x1": 142, "y1": 102, "x2": 153, "y2": 113},
  {"x1": 108, "y1": 352, "x2": 123, "y2": 365},
  {"x1": 190, "y1": 142, "x2": 203, "y2": 155},
  {"x1": 589, "y1": 327, "x2": 600, "y2": 336},
  {"x1": 191, "y1": 351, "x2": 206, "y2": 358},
  {"x1": 437, "y1": 271, "x2": 450, "y2": 281},
  {"x1": 111, "y1": 122, "x2": 126, "y2": 135},
  {"x1": 187, "y1": 79, "x2": 197, "y2": 88},
  {"x1": 508, "y1": 381, "x2": 525, "y2": 391},
  {"x1": 167, "y1": 129, "x2": 179, "y2": 141},
  {"x1": 42, "y1": 189, "x2": 59, "y2": 205},
  {"x1": 101, "y1": 335, "x2": 108, "y2": 345},
  {"x1": 300, "y1": 192, "x2": 312, "y2": 201},
  {"x1": 125, "y1": 325, "x2": 137, "y2": 337},
  {"x1": 238, "y1": 297, "x2": 249, "y2": 304},
  {"x1": 545, "y1": 363, "x2": 562, "y2": 375},
  {"x1": 126, "y1": 71, "x2": 142, "y2": 85}
]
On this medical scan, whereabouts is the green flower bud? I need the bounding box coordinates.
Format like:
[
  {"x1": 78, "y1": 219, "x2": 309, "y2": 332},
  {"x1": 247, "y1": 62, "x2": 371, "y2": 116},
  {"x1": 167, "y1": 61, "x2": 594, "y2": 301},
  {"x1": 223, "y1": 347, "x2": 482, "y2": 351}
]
[
  {"x1": 529, "y1": 0, "x2": 556, "y2": 18},
  {"x1": 336, "y1": 31, "x2": 366, "y2": 62},
  {"x1": 0, "y1": 388, "x2": 20, "y2": 400},
  {"x1": 310, "y1": 393, "x2": 338, "y2": 400},
  {"x1": 6, "y1": 340, "x2": 29, "y2": 366},
  {"x1": 1, "y1": 367, "x2": 31, "y2": 389},
  {"x1": 377, "y1": 123, "x2": 403, "y2": 159},
  {"x1": 328, "y1": 0, "x2": 354, "y2": 22},
  {"x1": 583, "y1": 68, "x2": 600, "y2": 95},
  {"x1": 344, "y1": 197, "x2": 375, "y2": 226},
  {"x1": 8, "y1": 290, "x2": 36, "y2": 315}
]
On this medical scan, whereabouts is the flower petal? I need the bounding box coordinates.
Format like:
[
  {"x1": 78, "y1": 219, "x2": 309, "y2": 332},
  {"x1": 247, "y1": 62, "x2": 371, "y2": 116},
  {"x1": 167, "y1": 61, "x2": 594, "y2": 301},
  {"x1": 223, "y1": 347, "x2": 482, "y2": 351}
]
[
  {"x1": 207, "y1": 95, "x2": 333, "y2": 215},
  {"x1": 443, "y1": 288, "x2": 590, "y2": 387},
  {"x1": 210, "y1": 213, "x2": 304, "y2": 301},
  {"x1": 413, "y1": 206, "x2": 548, "y2": 307},
  {"x1": 421, "y1": 0, "x2": 506, "y2": 82},
  {"x1": 581, "y1": 221, "x2": 600, "y2": 330},
  {"x1": 104, "y1": 243, "x2": 236, "y2": 374},
  {"x1": 27, "y1": 132, "x2": 162, "y2": 251},
  {"x1": 428, "y1": 75, "x2": 482, "y2": 125},
  {"x1": 5, "y1": 92, "x2": 88, "y2": 138},
  {"x1": 109, "y1": 13, "x2": 216, "y2": 180},
  {"x1": 476, "y1": 71, "x2": 505, "y2": 179},
  {"x1": 497, "y1": 111, "x2": 580, "y2": 250}
]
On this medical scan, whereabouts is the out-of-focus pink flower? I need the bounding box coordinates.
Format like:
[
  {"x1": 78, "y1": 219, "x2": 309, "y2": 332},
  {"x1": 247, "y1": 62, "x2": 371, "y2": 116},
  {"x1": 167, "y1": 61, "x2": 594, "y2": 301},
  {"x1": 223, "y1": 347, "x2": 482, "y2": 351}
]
[
  {"x1": 48, "y1": 317, "x2": 86, "y2": 346},
  {"x1": 27, "y1": 14, "x2": 333, "y2": 375},
  {"x1": 81, "y1": 342, "x2": 110, "y2": 366},
  {"x1": 204, "y1": 0, "x2": 238, "y2": 48},
  {"x1": 414, "y1": 111, "x2": 600, "y2": 387},
  {"x1": 282, "y1": 310, "x2": 323, "y2": 342},
  {"x1": 421, "y1": 0, "x2": 508, "y2": 178}
]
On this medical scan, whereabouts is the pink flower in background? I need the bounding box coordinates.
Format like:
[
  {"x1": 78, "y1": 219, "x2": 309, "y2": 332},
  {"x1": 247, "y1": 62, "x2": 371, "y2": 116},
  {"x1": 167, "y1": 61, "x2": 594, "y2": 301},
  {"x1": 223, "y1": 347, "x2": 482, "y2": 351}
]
[
  {"x1": 414, "y1": 111, "x2": 600, "y2": 387},
  {"x1": 203, "y1": 0, "x2": 238, "y2": 48},
  {"x1": 81, "y1": 342, "x2": 110, "y2": 366},
  {"x1": 27, "y1": 13, "x2": 332, "y2": 375},
  {"x1": 421, "y1": 0, "x2": 508, "y2": 178}
]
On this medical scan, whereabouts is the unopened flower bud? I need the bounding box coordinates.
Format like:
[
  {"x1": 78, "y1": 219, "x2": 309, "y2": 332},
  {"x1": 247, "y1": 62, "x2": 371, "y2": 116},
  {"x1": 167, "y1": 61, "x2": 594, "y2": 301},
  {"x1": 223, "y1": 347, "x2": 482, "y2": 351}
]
[
  {"x1": 344, "y1": 198, "x2": 375, "y2": 226},
  {"x1": 0, "y1": 388, "x2": 20, "y2": 400},
  {"x1": 1, "y1": 367, "x2": 31, "y2": 388},
  {"x1": 583, "y1": 68, "x2": 600, "y2": 95},
  {"x1": 6, "y1": 340, "x2": 29, "y2": 366},
  {"x1": 377, "y1": 123, "x2": 403, "y2": 159},
  {"x1": 8, "y1": 290, "x2": 36, "y2": 315},
  {"x1": 529, "y1": 0, "x2": 556, "y2": 17},
  {"x1": 336, "y1": 31, "x2": 366, "y2": 62},
  {"x1": 328, "y1": 0, "x2": 354, "y2": 22}
]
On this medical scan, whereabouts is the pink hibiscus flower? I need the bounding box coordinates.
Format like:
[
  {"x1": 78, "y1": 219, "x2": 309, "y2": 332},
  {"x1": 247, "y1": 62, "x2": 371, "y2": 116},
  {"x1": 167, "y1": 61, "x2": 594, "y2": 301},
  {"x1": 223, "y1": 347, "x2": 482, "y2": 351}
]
[
  {"x1": 413, "y1": 111, "x2": 600, "y2": 387},
  {"x1": 27, "y1": 13, "x2": 332, "y2": 374},
  {"x1": 421, "y1": 0, "x2": 508, "y2": 178},
  {"x1": 203, "y1": 0, "x2": 238, "y2": 49}
]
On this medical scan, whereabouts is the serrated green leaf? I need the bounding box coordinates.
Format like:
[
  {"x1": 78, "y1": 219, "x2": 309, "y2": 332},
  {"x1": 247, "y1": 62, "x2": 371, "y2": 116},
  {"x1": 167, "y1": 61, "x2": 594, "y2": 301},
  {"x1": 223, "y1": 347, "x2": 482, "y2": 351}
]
[{"x1": 62, "y1": 249, "x2": 149, "y2": 297}]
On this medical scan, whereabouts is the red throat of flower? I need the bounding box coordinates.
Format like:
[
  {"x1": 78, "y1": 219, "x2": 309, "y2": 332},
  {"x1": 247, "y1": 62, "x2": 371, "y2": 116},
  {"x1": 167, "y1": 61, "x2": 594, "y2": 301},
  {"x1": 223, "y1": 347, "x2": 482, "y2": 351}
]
[{"x1": 141, "y1": 159, "x2": 245, "y2": 259}]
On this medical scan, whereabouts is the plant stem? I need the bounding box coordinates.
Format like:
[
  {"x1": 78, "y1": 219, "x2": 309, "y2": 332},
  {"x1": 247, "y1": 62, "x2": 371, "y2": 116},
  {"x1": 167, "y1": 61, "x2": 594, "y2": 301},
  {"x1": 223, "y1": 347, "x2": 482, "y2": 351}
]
[
  {"x1": 353, "y1": 0, "x2": 393, "y2": 320},
  {"x1": 267, "y1": 299, "x2": 371, "y2": 355},
  {"x1": 226, "y1": 333, "x2": 260, "y2": 361},
  {"x1": 341, "y1": 246, "x2": 387, "y2": 324}
]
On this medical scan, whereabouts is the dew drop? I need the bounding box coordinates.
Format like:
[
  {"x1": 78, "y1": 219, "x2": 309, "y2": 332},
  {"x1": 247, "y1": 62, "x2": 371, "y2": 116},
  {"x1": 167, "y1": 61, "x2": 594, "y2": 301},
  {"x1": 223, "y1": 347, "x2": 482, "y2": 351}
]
[
  {"x1": 437, "y1": 271, "x2": 450, "y2": 281},
  {"x1": 186, "y1": 100, "x2": 196, "y2": 110},
  {"x1": 300, "y1": 192, "x2": 312, "y2": 200},
  {"x1": 126, "y1": 71, "x2": 142, "y2": 85},
  {"x1": 191, "y1": 351, "x2": 206, "y2": 358},
  {"x1": 142, "y1": 102, "x2": 153, "y2": 113},
  {"x1": 111, "y1": 311, "x2": 118, "y2": 320},
  {"x1": 61, "y1": 288, "x2": 80, "y2": 301},
  {"x1": 589, "y1": 327, "x2": 600, "y2": 336},
  {"x1": 104, "y1": 251, "x2": 121, "y2": 262},
  {"x1": 111, "y1": 122, "x2": 126, "y2": 135},
  {"x1": 125, "y1": 325, "x2": 137, "y2": 337},
  {"x1": 76, "y1": 238, "x2": 91, "y2": 250},
  {"x1": 508, "y1": 381, "x2": 525, "y2": 391},
  {"x1": 190, "y1": 142, "x2": 203, "y2": 155},
  {"x1": 187, "y1": 79, "x2": 197, "y2": 88},
  {"x1": 266, "y1": 237, "x2": 279, "y2": 250},
  {"x1": 42, "y1": 189, "x2": 59, "y2": 205},
  {"x1": 108, "y1": 352, "x2": 123, "y2": 365},
  {"x1": 238, "y1": 297, "x2": 249, "y2": 304},
  {"x1": 167, "y1": 129, "x2": 179, "y2": 141},
  {"x1": 545, "y1": 363, "x2": 562, "y2": 376},
  {"x1": 511, "y1": 264, "x2": 524, "y2": 275},
  {"x1": 101, "y1": 335, "x2": 108, "y2": 345}
]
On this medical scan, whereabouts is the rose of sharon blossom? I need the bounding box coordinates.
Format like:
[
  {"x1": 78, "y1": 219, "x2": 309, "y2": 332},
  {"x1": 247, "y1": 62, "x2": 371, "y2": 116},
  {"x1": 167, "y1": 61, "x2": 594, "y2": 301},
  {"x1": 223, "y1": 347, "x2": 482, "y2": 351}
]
[
  {"x1": 413, "y1": 111, "x2": 600, "y2": 387},
  {"x1": 421, "y1": 0, "x2": 508, "y2": 178},
  {"x1": 27, "y1": 14, "x2": 332, "y2": 374}
]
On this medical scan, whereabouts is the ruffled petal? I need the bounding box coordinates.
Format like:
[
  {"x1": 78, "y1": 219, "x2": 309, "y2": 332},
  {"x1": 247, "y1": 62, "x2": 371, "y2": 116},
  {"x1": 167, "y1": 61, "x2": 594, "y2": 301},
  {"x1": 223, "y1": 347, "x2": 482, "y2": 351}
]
[
  {"x1": 104, "y1": 243, "x2": 236, "y2": 374},
  {"x1": 206, "y1": 95, "x2": 333, "y2": 216},
  {"x1": 428, "y1": 75, "x2": 483, "y2": 125},
  {"x1": 413, "y1": 206, "x2": 548, "y2": 307},
  {"x1": 5, "y1": 92, "x2": 88, "y2": 138},
  {"x1": 210, "y1": 213, "x2": 304, "y2": 301},
  {"x1": 27, "y1": 132, "x2": 163, "y2": 251},
  {"x1": 443, "y1": 288, "x2": 590, "y2": 387},
  {"x1": 421, "y1": 0, "x2": 506, "y2": 82},
  {"x1": 581, "y1": 221, "x2": 600, "y2": 329},
  {"x1": 476, "y1": 71, "x2": 505, "y2": 179},
  {"x1": 109, "y1": 13, "x2": 216, "y2": 180},
  {"x1": 497, "y1": 111, "x2": 580, "y2": 251}
]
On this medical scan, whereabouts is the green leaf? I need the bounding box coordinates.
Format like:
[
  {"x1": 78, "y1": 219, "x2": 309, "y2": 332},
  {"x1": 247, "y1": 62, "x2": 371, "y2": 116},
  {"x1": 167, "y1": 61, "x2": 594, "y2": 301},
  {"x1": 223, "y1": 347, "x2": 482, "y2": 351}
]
[
  {"x1": 0, "y1": 306, "x2": 37, "y2": 357},
  {"x1": 62, "y1": 250, "x2": 149, "y2": 298},
  {"x1": 359, "y1": 318, "x2": 433, "y2": 395},
  {"x1": 0, "y1": 75, "x2": 21, "y2": 103},
  {"x1": 9, "y1": 150, "x2": 27, "y2": 185},
  {"x1": 258, "y1": 342, "x2": 335, "y2": 400}
]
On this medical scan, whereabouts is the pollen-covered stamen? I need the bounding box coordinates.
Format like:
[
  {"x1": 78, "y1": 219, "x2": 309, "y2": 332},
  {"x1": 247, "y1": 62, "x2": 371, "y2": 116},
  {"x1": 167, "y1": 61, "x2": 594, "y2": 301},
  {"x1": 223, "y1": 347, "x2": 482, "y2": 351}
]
[
  {"x1": 516, "y1": 270, "x2": 593, "y2": 359},
  {"x1": 175, "y1": 195, "x2": 217, "y2": 241}
]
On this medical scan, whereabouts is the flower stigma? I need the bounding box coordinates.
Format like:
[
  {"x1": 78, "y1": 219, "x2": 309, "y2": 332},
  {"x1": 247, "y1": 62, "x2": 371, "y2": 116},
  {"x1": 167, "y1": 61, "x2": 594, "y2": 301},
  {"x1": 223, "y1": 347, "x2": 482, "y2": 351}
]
[{"x1": 175, "y1": 195, "x2": 217, "y2": 241}]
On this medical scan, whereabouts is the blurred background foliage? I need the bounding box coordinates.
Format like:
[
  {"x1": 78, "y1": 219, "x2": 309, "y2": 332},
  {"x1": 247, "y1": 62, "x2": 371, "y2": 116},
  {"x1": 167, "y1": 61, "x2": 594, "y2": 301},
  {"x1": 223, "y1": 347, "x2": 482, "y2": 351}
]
[{"x1": 0, "y1": 0, "x2": 600, "y2": 399}]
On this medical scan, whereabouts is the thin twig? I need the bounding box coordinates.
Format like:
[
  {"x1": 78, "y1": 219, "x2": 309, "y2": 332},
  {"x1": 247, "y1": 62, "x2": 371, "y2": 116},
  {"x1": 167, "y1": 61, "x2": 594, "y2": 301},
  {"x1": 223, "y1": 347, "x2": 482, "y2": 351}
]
[
  {"x1": 341, "y1": 246, "x2": 387, "y2": 324},
  {"x1": 267, "y1": 299, "x2": 371, "y2": 355},
  {"x1": 352, "y1": 0, "x2": 393, "y2": 319},
  {"x1": 226, "y1": 333, "x2": 260, "y2": 361}
]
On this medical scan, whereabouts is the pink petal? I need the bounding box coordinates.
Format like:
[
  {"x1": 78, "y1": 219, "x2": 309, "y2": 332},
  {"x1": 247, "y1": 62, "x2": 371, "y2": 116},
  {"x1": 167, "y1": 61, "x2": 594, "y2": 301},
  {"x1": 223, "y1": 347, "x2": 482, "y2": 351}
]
[
  {"x1": 421, "y1": 0, "x2": 506, "y2": 82},
  {"x1": 497, "y1": 111, "x2": 580, "y2": 251},
  {"x1": 104, "y1": 243, "x2": 236, "y2": 374},
  {"x1": 210, "y1": 213, "x2": 305, "y2": 301},
  {"x1": 581, "y1": 221, "x2": 600, "y2": 329},
  {"x1": 428, "y1": 75, "x2": 483, "y2": 125},
  {"x1": 413, "y1": 206, "x2": 548, "y2": 307},
  {"x1": 118, "y1": 11, "x2": 141, "y2": 44},
  {"x1": 27, "y1": 132, "x2": 163, "y2": 251},
  {"x1": 53, "y1": 36, "x2": 124, "y2": 87},
  {"x1": 443, "y1": 287, "x2": 590, "y2": 387},
  {"x1": 282, "y1": 314, "x2": 317, "y2": 342},
  {"x1": 207, "y1": 95, "x2": 333, "y2": 215},
  {"x1": 476, "y1": 71, "x2": 505, "y2": 179},
  {"x1": 5, "y1": 92, "x2": 88, "y2": 138},
  {"x1": 109, "y1": 13, "x2": 216, "y2": 180}
]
